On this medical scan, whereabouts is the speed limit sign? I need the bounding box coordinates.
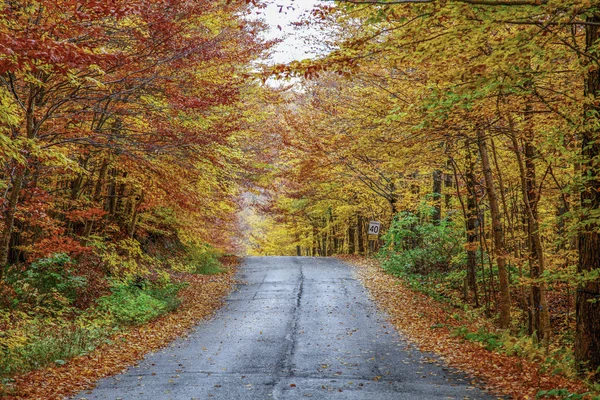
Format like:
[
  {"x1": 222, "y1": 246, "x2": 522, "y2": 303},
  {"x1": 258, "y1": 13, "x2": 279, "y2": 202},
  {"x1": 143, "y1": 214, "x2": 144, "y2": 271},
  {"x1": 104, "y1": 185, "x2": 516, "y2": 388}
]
[{"x1": 368, "y1": 221, "x2": 381, "y2": 235}]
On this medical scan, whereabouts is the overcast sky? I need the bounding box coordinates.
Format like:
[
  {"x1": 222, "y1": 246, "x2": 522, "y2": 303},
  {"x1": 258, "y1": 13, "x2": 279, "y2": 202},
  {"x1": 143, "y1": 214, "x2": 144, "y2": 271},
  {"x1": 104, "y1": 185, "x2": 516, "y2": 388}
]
[{"x1": 257, "y1": 0, "x2": 328, "y2": 64}]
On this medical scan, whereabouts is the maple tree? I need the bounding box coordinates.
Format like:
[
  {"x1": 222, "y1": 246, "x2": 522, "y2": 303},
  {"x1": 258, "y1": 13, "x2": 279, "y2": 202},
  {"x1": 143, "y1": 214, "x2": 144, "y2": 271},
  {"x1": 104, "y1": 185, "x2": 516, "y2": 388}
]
[{"x1": 0, "y1": 0, "x2": 269, "y2": 263}]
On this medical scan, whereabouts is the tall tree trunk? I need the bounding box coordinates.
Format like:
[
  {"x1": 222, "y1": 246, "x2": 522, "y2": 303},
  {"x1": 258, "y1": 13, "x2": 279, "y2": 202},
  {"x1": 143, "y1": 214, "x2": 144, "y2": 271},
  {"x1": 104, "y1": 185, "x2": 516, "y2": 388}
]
[
  {"x1": 0, "y1": 166, "x2": 27, "y2": 267},
  {"x1": 128, "y1": 191, "x2": 143, "y2": 238},
  {"x1": 312, "y1": 225, "x2": 318, "y2": 257},
  {"x1": 477, "y1": 128, "x2": 511, "y2": 329},
  {"x1": 575, "y1": 13, "x2": 600, "y2": 379},
  {"x1": 507, "y1": 104, "x2": 551, "y2": 344},
  {"x1": 348, "y1": 217, "x2": 356, "y2": 255},
  {"x1": 465, "y1": 140, "x2": 480, "y2": 307},
  {"x1": 115, "y1": 172, "x2": 128, "y2": 218},
  {"x1": 444, "y1": 167, "x2": 453, "y2": 216},
  {"x1": 357, "y1": 215, "x2": 365, "y2": 255},
  {"x1": 523, "y1": 137, "x2": 550, "y2": 344},
  {"x1": 389, "y1": 182, "x2": 398, "y2": 217},
  {"x1": 107, "y1": 168, "x2": 118, "y2": 217},
  {"x1": 432, "y1": 170, "x2": 442, "y2": 225},
  {"x1": 83, "y1": 158, "x2": 109, "y2": 237}
]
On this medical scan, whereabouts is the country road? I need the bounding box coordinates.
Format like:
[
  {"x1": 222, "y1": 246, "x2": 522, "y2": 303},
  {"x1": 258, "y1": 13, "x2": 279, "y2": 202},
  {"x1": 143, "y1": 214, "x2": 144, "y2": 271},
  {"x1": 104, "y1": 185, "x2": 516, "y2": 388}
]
[{"x1": 74, "y1": 257, "x2": 497, "y2": 399}]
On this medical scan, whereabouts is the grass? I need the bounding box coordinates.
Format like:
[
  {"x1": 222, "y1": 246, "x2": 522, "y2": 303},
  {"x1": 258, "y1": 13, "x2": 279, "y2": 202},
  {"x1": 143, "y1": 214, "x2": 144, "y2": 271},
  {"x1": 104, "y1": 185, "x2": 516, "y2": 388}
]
[
  {"x1": 0, "y1": 246, "x2": 222, "y2": 388},
  {"x1": 0, "y1": 313, "x2": 115, "y2": 378},
  {"x1": 0, "y1": 279, "x2": 185, "y2": 379}
]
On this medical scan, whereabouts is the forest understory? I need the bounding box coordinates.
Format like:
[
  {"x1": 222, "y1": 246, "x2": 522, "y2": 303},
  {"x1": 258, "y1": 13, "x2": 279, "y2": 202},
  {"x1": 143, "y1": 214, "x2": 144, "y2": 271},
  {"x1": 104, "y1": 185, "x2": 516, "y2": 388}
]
[{"x1": 0, "y1": 256, "x2": 238, "y2": 400}]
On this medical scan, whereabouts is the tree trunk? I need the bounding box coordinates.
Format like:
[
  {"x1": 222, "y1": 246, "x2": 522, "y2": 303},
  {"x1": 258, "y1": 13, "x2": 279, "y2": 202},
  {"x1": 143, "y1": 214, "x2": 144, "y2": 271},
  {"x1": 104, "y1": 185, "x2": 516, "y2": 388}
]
[
  {"x1": 523, "y1": 134, "x2": 551, "y2": 343},
  {"x1": 83, "y1": 158, "x2": 109, "y2": 237},
  {"x1": 128, "y1": 191, "x2": 143, "y2": 238},
  {"x1": 575, "y1": 12, "x2": 600, "y2": 379},
  {"x1": 0, "y1": 84, "x2": 39, "y2": 267},
  {"x1": 444, "y1": 167, "x2": 453, "y2": 216},
  {"x1": 0, "y1": 166, "x2": 26, "y2": 267},
  {"x1": 389, "y1": 182, "x2": 398, "y2": 217},
  {"x1": 465, "y1": 140, "x2": 480, "y2": 307},
  {"x1": 348, "y1": 217, "x2": 356, "y2": 255},
  {"x1": 477, "y1": 128, "x2": 511, "y2": 329},
  {"x1": 107, "y1": 168, "x2": 118, "y2": 217},
  {"x1": 357, "y1": 215, "x2": 365, "y2": 255},
  {"x1": 432, "y1": 170, "x2": 442, "y2": 225}
]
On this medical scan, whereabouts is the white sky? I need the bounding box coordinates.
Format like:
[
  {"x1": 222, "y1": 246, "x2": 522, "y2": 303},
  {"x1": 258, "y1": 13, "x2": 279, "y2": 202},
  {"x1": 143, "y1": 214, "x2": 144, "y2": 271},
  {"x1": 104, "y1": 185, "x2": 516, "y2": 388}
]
[{"x1": 256, "y1": 0, "x2": 328, "y2": 64}]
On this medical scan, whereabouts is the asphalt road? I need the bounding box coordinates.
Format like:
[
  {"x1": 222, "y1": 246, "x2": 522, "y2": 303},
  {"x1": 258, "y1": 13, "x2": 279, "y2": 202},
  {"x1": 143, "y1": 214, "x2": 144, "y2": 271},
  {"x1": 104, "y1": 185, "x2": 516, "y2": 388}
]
[{"x1": 74, "y1": 257, "x2": 497, "y2": 400}]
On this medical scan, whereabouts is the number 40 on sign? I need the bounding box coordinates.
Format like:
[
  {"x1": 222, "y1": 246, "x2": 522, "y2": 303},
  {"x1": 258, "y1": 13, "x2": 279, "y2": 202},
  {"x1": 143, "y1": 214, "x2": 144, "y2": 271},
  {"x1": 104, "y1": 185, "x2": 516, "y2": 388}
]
[{"x1": 368, "y1": 221, "x2": 381, "y2": 241}]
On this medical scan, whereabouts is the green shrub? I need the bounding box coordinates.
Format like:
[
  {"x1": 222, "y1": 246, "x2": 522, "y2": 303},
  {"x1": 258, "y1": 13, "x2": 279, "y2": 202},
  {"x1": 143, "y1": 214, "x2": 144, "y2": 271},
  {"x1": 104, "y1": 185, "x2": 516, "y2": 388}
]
[
  {"x1": 6, "y1": 253, "x2": 87, "y2": 310},
  {"x1": 378, "y1": 205, "x2": 465, "y2": 276},
  {"x1": 97, "y1": 279, "x2": 185, "y2": 325},
  {"x1": 170, "y1": 244, "x2": 224, "y2": 275},
  {"x1": 188, "y1": 245, "x2": 224, "y2": 274},
  {"x1": 0, "y1": 274, "x2": 186, "y2": 378},
  {"x1": 536, "y1": 388, "x2": 598, "y2": 399}
]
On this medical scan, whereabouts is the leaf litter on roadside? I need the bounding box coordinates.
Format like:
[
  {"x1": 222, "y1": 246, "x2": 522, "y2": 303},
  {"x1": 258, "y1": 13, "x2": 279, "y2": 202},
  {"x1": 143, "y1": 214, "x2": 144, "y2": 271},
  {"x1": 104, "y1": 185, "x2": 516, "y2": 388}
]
[
  {"x1": 6, "y1": 260, "x2": 238, "y2": 400},
  {"x1": 340, "y1": 255, "x2": 592, "y2": 399}
]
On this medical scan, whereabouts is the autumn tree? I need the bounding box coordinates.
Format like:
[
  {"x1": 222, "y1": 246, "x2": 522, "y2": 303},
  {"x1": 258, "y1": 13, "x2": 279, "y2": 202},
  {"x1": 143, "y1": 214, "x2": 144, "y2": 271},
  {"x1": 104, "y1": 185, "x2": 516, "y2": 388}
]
[
  {"x1": 255, "y1": 0, "x2": 600, "y2": 379},
  {"x1": 0, "y1": 0, "x2": 270, "y2": 268}
]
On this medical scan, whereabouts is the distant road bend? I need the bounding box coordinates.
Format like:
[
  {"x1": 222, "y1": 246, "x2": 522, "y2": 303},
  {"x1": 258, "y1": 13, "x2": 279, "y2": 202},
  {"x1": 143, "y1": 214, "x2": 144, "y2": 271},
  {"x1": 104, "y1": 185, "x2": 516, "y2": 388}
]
[{"x1": 75, "y1": 257, "x2": 496, "y2": 399}]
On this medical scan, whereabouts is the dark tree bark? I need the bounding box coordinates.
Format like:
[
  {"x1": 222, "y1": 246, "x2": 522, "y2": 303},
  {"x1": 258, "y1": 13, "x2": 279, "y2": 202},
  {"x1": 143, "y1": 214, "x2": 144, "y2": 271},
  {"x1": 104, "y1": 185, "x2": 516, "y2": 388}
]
[
  {"x1": 465, "y1": 140, "x2": 480, "y2": 307},
  {"x1": 83, "y1": 158, "x2": 109, "y2": 237},
  {"x1": 0, "y1": 82, "x2": 40, "y2": 267},
  {"x1": 348, "y1": 217, "x2": 356, "y2": 255},
  {"x1": 432, "y1": 170, "x2": 442, "y2": 225},
  {"x1": 444, "y1": 168, "x2": 453, "y2": 215},
  {"x1": 575, "y1": 12, "x2": 600, "y2": 379},
  {"x1": 477, "y1": 128, "x2": 511, "y2": 329},
  {"x1": 357, "y1": 215, "x2": 365, "y2": 255},
  {"x1": 523, "y1": 137, "x2": 550, "y2": 343}
]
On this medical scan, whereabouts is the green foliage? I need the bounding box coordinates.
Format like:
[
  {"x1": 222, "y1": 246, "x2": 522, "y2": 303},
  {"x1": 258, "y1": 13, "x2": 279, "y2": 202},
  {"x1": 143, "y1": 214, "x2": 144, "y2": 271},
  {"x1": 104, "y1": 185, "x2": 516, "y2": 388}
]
[
  {"x1": 5, "y1": 254, "x2": 87, "y2": 310},
  {"x1": 187, "y1": 245, "x2": 224, "y2": 275},
  {"x1": 92, "y1": 238, "x2": 152, "y2": 278},
  {"x1": 0, "y1": 311, "x2": 114, "y2": 377},
  {"x1": 451, "y1": 326, "x2": 504, "y2": 352},
  {"x1": 170, "y1": 244, "x2": 224, "y2": 275},
  {"x1": 378, "y1": 205, "x2": 465, "y2": 276},
  {"x1": 0, "y1": 259, "x2": 187, "y2": 379},
  {"x1": 97, "y1": 278, "x2": 185, "y2": 326},
  {"x1": 451, "y1": 325, "x2": 581, "y2": 380}
]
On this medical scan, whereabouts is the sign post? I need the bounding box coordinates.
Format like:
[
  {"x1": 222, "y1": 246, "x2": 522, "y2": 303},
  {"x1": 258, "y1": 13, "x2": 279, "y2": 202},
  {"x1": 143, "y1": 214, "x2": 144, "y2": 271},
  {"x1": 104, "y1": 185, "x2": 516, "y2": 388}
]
[{"x1": 367, "y1": 221, "x2": 381, "y2": 255}]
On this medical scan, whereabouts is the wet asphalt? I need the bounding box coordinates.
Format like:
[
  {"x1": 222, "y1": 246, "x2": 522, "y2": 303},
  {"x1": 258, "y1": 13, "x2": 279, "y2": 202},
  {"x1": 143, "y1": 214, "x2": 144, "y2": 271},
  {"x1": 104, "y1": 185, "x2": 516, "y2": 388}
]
[{"x1": 73, "y1": 256, "x2": 498, "y2": 399}]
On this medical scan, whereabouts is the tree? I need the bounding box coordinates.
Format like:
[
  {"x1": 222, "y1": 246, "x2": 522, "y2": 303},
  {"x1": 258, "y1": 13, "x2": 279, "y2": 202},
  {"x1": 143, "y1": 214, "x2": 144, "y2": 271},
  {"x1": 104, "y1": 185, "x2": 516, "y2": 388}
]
[
  {"x1": 0, "y1": 0, "x2": 270, "y2": 266},
  {"x1": 255, "y1": 0, "x2": 600, "y2": 378}
]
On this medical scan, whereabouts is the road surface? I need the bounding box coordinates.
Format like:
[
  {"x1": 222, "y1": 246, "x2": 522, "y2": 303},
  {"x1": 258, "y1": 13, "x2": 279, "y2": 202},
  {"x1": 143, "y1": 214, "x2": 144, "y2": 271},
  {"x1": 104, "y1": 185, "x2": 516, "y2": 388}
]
[{"x1": 74, "y1": 257, "x2": 497, "y2": 399}]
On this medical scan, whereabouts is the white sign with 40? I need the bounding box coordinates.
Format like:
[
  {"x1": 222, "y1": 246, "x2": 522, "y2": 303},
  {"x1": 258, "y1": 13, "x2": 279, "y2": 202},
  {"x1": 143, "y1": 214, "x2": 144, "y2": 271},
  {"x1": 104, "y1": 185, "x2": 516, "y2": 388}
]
[{"x1": 368, "y1": 221, "x2": 381, "y2": 235}]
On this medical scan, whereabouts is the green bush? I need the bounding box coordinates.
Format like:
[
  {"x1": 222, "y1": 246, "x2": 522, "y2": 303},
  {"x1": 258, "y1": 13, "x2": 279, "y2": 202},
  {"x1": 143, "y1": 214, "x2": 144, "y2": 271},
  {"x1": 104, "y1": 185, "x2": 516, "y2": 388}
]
[
  {"x1": 97, "y1": 279, "x2": 185, "y2": 325},
  {"x1": 0, "y1": 274, "x2": 186, "y2": 379},
  {"x1": 536, "y1": 388, "x2": 598, "y2": 399},
  {"x1": 378, "y1": 205, "x2": 465, "y2": 277},
  {"x1": 171, "y1": 245, "x2": 224, "y2": 275},
  {"x1": 6, "y1": 253, "x2": 87, "y2": 310}
]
